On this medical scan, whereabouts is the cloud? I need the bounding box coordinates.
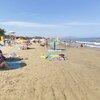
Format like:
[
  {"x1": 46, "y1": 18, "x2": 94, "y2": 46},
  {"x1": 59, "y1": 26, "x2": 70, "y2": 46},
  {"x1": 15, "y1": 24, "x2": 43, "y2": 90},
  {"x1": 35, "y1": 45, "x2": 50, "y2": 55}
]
[
  {"x1": 0, "y1": 21, "x2": 100, "y2": 29},
  {"x1": 64, "y1": 22, "x2": 100, "y2": 26},
  {"x1": 0, "y1": 21, "x2": 58, "y2": 28}
]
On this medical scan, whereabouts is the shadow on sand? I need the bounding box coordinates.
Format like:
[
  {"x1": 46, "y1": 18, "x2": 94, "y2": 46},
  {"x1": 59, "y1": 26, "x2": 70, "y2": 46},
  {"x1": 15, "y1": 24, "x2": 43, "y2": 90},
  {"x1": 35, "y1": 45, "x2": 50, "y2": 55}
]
[{"x1": 27, "y1": 47, "x2": 35, "y2": 50}]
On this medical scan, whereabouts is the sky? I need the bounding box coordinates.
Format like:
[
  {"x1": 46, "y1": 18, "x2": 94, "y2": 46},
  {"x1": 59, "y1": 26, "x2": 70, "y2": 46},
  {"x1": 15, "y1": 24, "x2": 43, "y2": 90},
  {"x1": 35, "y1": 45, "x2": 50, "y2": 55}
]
[{"x1": 0, "y1": 0, "x2": 100, "y2": 38}]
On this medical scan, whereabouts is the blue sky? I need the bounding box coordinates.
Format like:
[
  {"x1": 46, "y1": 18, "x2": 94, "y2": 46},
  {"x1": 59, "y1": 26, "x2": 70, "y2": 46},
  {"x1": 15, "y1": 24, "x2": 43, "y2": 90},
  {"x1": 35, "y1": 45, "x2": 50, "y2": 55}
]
[{"x1": 0, "y1": 0, "x2": 100, "y2": 38}]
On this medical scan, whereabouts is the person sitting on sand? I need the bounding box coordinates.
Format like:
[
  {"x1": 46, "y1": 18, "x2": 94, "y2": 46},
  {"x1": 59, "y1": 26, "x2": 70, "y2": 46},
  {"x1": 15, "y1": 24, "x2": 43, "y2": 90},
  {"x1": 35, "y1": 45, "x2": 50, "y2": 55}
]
[
  {"x1": 0, "y1": 50, "x2": 9, "y2": 68},
  {"x1": 0, "y1": 50, "x2": 6, "y2": 60},
  {"x1": 59, "y1": 54, "x2": 66, "y2": 60},
  {"x1": 6, "y1": 52, "x2": 23, "y2": 61},
  {"x1": 0, "y1": 59, "x2": 9, "y2": 68}
]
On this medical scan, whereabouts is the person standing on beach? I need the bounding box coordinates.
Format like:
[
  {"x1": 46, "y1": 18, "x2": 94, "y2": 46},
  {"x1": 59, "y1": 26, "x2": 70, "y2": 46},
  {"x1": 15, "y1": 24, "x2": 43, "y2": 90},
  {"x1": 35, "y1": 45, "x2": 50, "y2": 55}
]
[
  {"x1": 80, "y1": 44, "x2": 83, "y2": 47},
  {"x1": 7, "y1": 39, "x2": 11, "y2": 46},
  {"x1": 45, "y1": 39, "x2": 49, "y2": 48}
]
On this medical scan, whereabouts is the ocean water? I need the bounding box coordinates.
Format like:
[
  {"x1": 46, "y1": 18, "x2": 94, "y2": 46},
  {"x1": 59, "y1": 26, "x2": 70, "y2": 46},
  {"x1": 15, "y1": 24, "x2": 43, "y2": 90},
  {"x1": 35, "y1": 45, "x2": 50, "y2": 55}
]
[
  {"x1": 61, "y1": 37, "x2": 100, "y2": 42},
  {"x1": 61, "y1": 37, "x2": 100, "y2": 48}
]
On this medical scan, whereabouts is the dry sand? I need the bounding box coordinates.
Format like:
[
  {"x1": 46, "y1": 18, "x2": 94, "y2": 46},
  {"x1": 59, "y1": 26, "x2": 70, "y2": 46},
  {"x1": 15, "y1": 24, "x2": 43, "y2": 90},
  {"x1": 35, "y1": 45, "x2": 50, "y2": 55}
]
[{"x1": 0, "y1": 44, "x2": 100, "y2": 100}]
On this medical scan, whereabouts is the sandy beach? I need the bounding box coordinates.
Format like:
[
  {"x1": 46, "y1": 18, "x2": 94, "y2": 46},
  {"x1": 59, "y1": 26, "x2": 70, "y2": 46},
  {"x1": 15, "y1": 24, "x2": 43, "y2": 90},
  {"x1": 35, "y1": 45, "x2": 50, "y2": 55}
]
[{"x1": 0, "y1": 44, "x2": 100, "y2": 100}]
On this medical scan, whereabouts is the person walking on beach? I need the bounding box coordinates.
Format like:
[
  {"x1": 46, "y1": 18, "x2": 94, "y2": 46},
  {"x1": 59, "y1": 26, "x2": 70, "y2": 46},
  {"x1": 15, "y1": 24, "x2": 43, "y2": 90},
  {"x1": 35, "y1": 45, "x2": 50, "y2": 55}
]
[{"x1": 3, "y1": 39, "x2": 6, "y2": 46}]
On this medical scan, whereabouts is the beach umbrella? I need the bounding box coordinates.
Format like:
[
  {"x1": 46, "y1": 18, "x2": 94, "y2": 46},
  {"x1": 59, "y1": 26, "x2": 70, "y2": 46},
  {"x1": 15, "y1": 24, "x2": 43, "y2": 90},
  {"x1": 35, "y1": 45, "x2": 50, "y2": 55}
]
[
  {"x1": 55, "y1": 38, "x2": 60, "y2": 42},
  {"x1": 49, "y1": 41, "x2": 60, "y2": 50},
  {"x1": 50, "y1": 41, "x2": 60, "y2": 45}
]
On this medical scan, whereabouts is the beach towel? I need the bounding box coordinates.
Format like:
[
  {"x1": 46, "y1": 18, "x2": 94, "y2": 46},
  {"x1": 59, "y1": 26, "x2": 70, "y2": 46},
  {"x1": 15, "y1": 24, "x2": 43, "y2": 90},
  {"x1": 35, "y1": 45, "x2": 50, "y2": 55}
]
[
  {"x1": 40, "y1": 56, "x2": 47, "y2": 59},
  {"x1": 0, "y1": 43, "x2": 3, "y2": 47},
  {"x1": 0, "y1": 61, "x2": 25, "y2": 70},
  {"x1": 49, "y1": 57, "x2": 65, "y2": 61},
  {"x1": 41, "y1": 54, "x2": 60, "y2": 59},
  {"x1": 7, "y1": 61, "x2": 25, "y2": 69},
  {"x1": 48, "y1": 49, "x2": 62, "y2": 52},
  {"x1": 41, "y1": 54, "x2": 66, "y2": 61}
]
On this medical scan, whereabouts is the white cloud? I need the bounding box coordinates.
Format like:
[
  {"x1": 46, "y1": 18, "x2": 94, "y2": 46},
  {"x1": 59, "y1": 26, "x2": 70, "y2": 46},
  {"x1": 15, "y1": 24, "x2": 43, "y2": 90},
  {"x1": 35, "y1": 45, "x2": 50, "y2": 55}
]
[
  {"x1": 64, "y1": 22, "x2": 100, "y2": 26},
  {"x1": 0, "y1": 21, "x2": 58, "y2": 28},
  {"x1": 0, "y1": 21, "x2": 100, "y2": 29}
]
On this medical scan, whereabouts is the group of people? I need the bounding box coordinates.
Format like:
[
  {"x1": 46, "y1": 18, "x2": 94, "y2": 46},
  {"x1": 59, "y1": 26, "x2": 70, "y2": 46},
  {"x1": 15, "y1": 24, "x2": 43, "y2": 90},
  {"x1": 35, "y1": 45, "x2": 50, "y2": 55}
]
[
  {"x1": 3, "y1": 39, "x2": 11, "y2": 46},
  {"x1": 40, "y1": 39, "x2": 49, "y2": 48}
]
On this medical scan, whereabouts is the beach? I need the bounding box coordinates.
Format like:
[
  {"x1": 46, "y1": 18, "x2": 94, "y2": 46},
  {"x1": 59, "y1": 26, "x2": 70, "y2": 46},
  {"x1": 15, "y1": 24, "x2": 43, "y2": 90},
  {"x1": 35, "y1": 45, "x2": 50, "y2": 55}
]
[{"x1": 0, "y1": 44, "x2": 100, "y2": 100}]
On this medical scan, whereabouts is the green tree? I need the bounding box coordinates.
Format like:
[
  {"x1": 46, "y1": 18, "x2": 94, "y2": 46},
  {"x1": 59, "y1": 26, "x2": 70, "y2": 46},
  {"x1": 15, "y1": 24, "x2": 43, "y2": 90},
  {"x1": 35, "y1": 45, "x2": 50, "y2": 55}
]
[{"x1": 0, "y1": 28, "x2": 5, "y2": 36}]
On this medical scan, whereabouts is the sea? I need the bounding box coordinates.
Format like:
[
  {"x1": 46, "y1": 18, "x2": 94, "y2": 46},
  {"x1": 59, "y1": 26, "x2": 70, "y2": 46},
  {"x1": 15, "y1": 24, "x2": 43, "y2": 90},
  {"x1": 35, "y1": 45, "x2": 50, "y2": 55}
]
[{"x1": 61, "y1": 37, "x2": 100, "y2": 48}]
